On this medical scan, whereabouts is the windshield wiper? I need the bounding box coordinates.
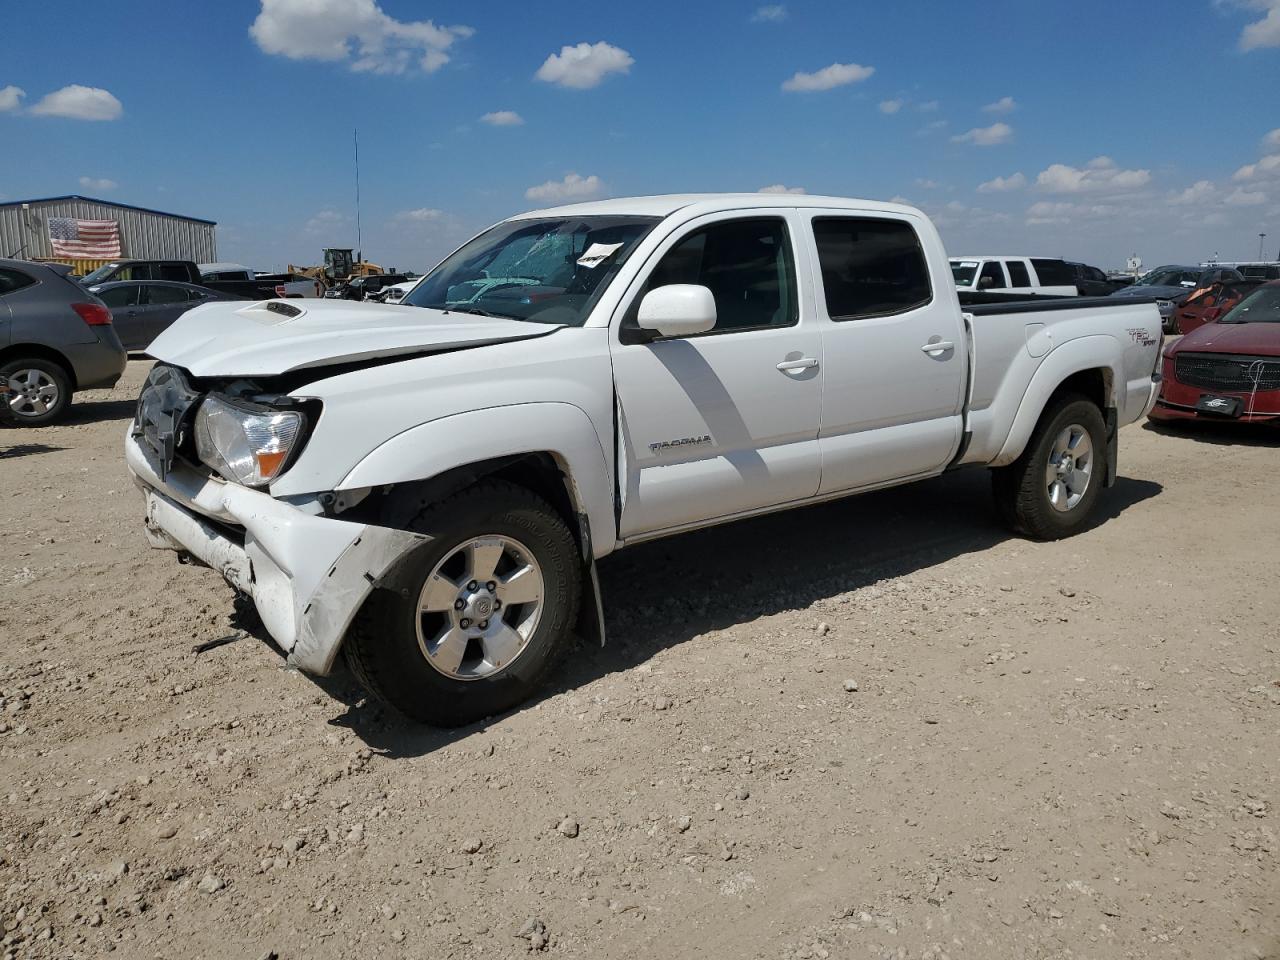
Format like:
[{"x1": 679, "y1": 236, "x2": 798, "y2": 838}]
[{"x1": 443, "y1": 305, "x2": 510, "y2": 319}]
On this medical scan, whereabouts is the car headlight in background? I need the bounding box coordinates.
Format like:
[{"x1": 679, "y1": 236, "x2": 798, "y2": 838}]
[{"x1": 194, "y1": 396, "x2": 304, "y2": 487}]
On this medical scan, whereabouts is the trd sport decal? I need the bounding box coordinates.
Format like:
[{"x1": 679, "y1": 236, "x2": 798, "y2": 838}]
[{"x1": 649, "y1": 435, "x2": 712, "y2": 453}]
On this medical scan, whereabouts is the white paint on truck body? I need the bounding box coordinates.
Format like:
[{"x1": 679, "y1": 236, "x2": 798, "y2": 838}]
[{"x1": 127, "y1": 193, "x2": 1162, "y2": 675}]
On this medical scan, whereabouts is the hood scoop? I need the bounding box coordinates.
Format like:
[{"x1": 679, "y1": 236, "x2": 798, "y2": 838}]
[{"x1": 245, "y1": 300, "x2": 305, "y2": 325}]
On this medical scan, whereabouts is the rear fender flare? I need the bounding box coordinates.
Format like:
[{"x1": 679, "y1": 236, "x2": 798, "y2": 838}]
[
  {"x1": 993, "y1": 336, "x2": 1120, "y2": 467},
  {"x1": 337, "y1": 402, "x2": 616, "y2": 559}
]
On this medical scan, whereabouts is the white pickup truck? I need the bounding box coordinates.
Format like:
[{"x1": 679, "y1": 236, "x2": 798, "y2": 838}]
[{"x1": 126, "y1": 194, "x2": 1162, "y2": 725}]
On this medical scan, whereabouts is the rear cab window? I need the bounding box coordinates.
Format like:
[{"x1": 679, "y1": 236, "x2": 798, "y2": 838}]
[
  {"x1": 1006, "y1": 260, "x2": 1031, "y2": 287},
  {"x1": 0, "y1": 268, "x2": 37, "y2": 295},
  {"x1": 1030, "y1": 258, "x2": 1076, "y2": 287},
  {"x1": 812, "y1": 217, "x2": 932, "y2": 320}
]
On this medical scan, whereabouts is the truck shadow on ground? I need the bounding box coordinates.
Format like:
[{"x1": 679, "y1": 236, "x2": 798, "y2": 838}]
[
  {"x1": 317, "y1": 469, "x2": 1161, "y2": 757},
  {"x1": 1142, "y1": 419, "x2": 1280, "y2": 448}
]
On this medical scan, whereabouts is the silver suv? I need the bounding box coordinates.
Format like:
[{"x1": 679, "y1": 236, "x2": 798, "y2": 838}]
[{"x1": 0, "y1": 258, "x2": 127, "y2": 424}]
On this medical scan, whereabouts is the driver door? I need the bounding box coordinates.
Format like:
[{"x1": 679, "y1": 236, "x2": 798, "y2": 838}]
[{"x1": 610, "y1": 212, "x2": 822, "y2": 539}]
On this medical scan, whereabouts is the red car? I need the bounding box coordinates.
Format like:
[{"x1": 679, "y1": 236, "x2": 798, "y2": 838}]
[
  {"x1": 1150, "y1": 280, "x2": 1280, "y2": 424},
  {"x1": 1172, "y1": 280, "x2": 1256, "y2": 335}
]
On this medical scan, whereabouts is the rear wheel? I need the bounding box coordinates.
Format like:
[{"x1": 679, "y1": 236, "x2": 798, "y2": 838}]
[
  {"x1": 993, "y1": 393, "x2": 1107, "y2": 540},
  {"x1": 344, "y1": 480, "x2": 581, "y2": 726},
  {"x1": 2, "y1": 358, "x2": 71, "y2": 425}
]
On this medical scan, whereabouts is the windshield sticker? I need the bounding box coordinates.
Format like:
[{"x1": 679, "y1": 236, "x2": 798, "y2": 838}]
[{"x1": 577, "y1": 242, "x2": 625, "y2": 268}]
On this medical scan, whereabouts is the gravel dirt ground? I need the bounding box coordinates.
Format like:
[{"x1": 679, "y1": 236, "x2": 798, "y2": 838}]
[{"x1": 1, "y1": 360, "x2": 1277, "y2": 960}]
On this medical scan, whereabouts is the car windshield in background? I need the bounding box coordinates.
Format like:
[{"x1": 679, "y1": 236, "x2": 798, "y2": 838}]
[
  {"x1": 80, "y1": 263, "x2": 122, "y2": 284},
  {"x1": 950, "y1": 261, "x2": 979, "y2": 286},
  {"x1": 1220, "y1": 285, "x2": 1280, "y2": 324},
  {"x1": 1137, "y1": 268, "x2": 1199, "y2": 287},
  {"x1": 403, "y1": 216, "x2": 659, "y2": 326}
]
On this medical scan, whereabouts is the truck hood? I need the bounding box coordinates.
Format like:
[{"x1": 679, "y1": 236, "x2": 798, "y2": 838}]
[
  {"x1": 1172, "y1": 321, "x2": 1280, "y2": 357},
  {"x1": 1110, "y1": 284, "x2": 1192, "y2": 301},
  {"x1": 146, "y1": 299, "x2": 560, "y2": 377}
]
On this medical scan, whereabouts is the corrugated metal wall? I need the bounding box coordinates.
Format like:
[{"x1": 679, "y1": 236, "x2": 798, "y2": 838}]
[{"x1": 0, "y1": 198, "x2": 216, "y2": 262}]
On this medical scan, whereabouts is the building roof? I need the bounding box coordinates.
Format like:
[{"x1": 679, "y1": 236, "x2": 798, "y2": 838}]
[{"x1": 0, "y1": 195, "x2": 216, "y2": 226}]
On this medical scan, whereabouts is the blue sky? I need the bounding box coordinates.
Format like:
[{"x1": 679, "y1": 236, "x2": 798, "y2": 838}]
[{"x1": 2, "y1": 0, "x2": 1278, "y2": 272}]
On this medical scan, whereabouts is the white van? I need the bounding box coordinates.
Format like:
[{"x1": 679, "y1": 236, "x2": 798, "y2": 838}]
[{"x1": 951, "y1": 256, "x2": 1079, "y2": 297}]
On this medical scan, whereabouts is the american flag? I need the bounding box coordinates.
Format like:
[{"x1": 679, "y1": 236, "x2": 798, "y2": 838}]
[{"x1": 48, "y1": 217, "x2": 122, "y2": 258}]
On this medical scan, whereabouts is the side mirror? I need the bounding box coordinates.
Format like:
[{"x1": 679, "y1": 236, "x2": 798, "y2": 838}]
[
  {"x1": 979, "y1": 275, "x2": 995, "y2": 289},
  {"x1": 636, "y1": 284, "x2": 717, "y2": 339}
]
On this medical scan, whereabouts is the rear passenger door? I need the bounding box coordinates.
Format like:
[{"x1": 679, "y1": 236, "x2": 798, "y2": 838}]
[
  {"x1": 96, "y1": 284, "x2": 145, "y2": 349},
  {"x1": 611, "y1": 212, "x2": 822, "y2": 538},
  {"x1": 138, "y1": 284, "x2": 195, "y2": 346},
  {"x1": 800, "y1": 212, "x2": 967, "y2": 494}
]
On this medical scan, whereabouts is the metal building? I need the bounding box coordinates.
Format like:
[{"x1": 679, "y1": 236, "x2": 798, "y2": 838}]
[{"x1": 0, "y1": 195, "x2": 217, "y2": 273}]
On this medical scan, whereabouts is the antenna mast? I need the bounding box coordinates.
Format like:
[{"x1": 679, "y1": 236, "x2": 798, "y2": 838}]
[{"x1": 354, "y1": 128, "x2": 363, "y2": 262}]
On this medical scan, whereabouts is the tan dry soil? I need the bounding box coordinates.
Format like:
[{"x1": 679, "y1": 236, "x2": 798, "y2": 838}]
[{"x1": 0, "y1": 360, "x2": 1277, "y2": 960}]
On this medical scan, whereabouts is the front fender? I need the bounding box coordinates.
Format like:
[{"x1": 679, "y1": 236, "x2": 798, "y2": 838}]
[
  {"x1": 992, "y1": 335, "x2": 1120, "y2": 467},
  {"x1": 338, "y1": 402, "x2": 616, "y2": 558}
]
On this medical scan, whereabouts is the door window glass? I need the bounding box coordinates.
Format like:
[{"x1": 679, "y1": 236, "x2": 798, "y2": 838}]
[
  {"x1": 143, "y1": 284, "x2": 189, "y2": 305},
  {"x1": 158, "y1": 263, "x2": 190, "y2": 282},
  {"x1": 97, "y1": 285, "x2": 139, "y2": 307},
  {"x1": 979, "y1": 261, "x2": 1006, "y2": 289},
  {"x1": 1030, "y1": 258, "x2": 1075, "y2": 286},
  {"x1": 1005, "y1": 260, "x2": 1031, "y2": 287},
  {"x1": 637, "y1": 218, "x2": 797, "y2": 333},
  {"x1": 812, "y1": 217, "x2": 932, "y2": 320}
]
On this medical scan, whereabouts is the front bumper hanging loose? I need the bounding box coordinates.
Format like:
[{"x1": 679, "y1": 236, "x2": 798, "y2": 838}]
[{"x1": 126, "y1": 431, "x2": 427, "y2": 675}]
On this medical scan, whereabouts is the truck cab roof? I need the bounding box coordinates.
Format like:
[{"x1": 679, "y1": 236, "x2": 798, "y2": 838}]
[{"x1": 516, "y1": 193, "x2": 923, "y2": 221}]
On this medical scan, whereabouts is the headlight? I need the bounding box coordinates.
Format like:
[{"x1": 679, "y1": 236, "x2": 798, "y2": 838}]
[
  {"x1": 194, "y1": 396, "x2": 304, "y2": 487},
  {"x1": 1155, "y1": 299, "x2": 1173, "y2": 314}
]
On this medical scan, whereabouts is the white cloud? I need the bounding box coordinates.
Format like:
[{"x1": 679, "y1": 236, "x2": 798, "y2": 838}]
[
  {"x1": 1168, "y1": 180, "x2": 1216, "y2": 205},
  {"x1": 915, "y1": 178, "x2": 940, "y2": 189},
  {"x1": 525, "y1": 173, "x2": 605, "y2": 203},
  {"x1": 982, "y1": 96, "x2": 1016, "y2": 114},
  {"x1": 29, "y1": 85, "x2": 122, "y2": 121},
  {"x1": 781, "y1": 62, "x2": 874, "y2": 92},
  {"x1": 879, "y1": 98, "x2": 903, "y2": 114},
  {"x1": 78, "y1": 176, "x2": 118, "y2": 191},
  {"x1": 1234, "y1": 154, "x2": 1280, "y2": 180},
  {"x1": 480, "y1": 110, "x2": 524, "y2": 126},
  {"x1": 977, "y1": 172, "x2": 1027, "y2": 193},
  {"x1": 1225, "y1": 186, "x2": 1268, "y2": 206},
  {"x1": 0, "y1": 85, "x2": 24, "y2": 112},
  {"x1": 1035, "y1": 156, "x2": 1151, "y2": 193},
  {"x1": 1238, "y1": 0, "x2": 1280, "y2": 49},
  {"x1": 916, "y1": 100, "x2": 940, "y2": 112},
  {"x1": 1266, "y1": 128, "x2": 1280, "y2": 149},
  {"x1": 751, "y1": 4, "x2": 787, "y2": 22},
  {"x1": 758, "y1": 184, "x2": 806, "y2": 194},
  {"x1": 304, "y1": 209, "x2": 347, "y2": 233},
  {"x1": 535, "y1": 42, "x2": 633, "y2": 89},
  {"x1": 249, "y1": 0, "x2": 473, "y2": 74},
  {"x1": 917, "y1": 119, "x2": 948, "y2": 136},
  {"x1": 394, "y1": 207, "x2": 444, "y2": 221},
  {"x1": 889, "y1": 195, "x2": 913, "y2": 206},
  {"x1": 951, "y1": 122, "x2": 1012, "y2": 146}
]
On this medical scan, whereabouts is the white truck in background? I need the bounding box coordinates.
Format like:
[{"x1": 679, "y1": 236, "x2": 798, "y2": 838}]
[
  {"x1": 127, "y1": 194, "x2": 1162, "y2": 725},
  {"x1": 951, "y1": 255, "x2": 1080, "y2": 297}
]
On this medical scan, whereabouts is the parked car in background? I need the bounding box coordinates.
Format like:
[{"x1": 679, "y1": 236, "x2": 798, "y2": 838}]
[
  {"x1": 338, "y1": 273, "x2": 410, "y2": 301},
  {"x1": 1150, "y1": 281, "x2": 1280, "y2": 424},
  {"x1": 80, "y1": 259, "x2": 304, "y2": 300},
  {"x1": 0, "y1": 258, "x2": 126, "y2": 424},
  {"x1": 372, "y1": 279, "x2": 418, "y2": 303},
  {"x1": 1172, "y1": 279, "x2": 1261, "y2": 336},
  {"x1": 951, "y1": 256, "x2": 1078, "y2": 296},
  {"x1": 86, "y1": 280, "x2": 245, "y2": 351},
  {"x1": 1066, "y1": 262, "x2": 1131, "y2": 296},
  {"x1": 128, "y1": 193, "x2": 1161, "y2": 725},
  {"x1": 1110, "y1": 265, "x2": 1245, "y2": 334},
  {"x1": 1199, "y1": 261, "x2": 1280, "y2": 282},
  {"x1": 197, "y1": 263, "x2": 322, "y2": 298}
]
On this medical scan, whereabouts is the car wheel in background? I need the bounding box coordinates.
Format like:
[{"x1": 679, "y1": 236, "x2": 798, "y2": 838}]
[
  {"x1": 1, "y1": 358, "x2": 72, "y2": 425},
  {"x1": 344, "y1": 480, "x2": 582, "y2": 726},
  {"x1": 992, "y1": 393, "x2": 1107, "y2": 541}
]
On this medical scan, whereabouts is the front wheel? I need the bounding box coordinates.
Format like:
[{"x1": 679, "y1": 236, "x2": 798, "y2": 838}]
[
  {"x1": 344, "y1": 480, "x2": 582, "y2": 726},
  {"x1": 2, "y1": 358, "x2": 72, "y2": 425},
  {"x1": 992, "y1": 394, "x2": 1107, "y2": 541}
]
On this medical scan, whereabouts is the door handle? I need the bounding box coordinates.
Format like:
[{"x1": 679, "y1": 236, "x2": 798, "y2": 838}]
[
  {"x1": 921, "y1": 340, "x2": 955, "y2": 354},
  {"x1": 777, "y1": 357, "x2": 819, "y2": 371}
]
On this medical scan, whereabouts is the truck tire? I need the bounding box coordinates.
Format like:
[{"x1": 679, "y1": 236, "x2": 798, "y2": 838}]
[
  {"x1": 344, "y1": 480, "x2": 582, "y2": 726},
  {"x1": 2, "y1": 358, "x2": 72, "y2": 425},
  {"x1": 992, "y1": 393, "x2": 1107, "y2": 541}
]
